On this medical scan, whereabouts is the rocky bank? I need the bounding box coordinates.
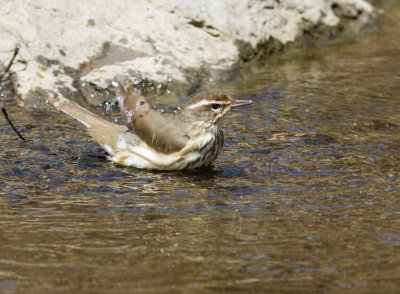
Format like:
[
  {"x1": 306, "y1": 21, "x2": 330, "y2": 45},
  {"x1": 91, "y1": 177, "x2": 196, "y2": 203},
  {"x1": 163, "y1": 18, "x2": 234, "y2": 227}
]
[{"x1": 0, "y1": 0, "x2": 376, "y2": 108}]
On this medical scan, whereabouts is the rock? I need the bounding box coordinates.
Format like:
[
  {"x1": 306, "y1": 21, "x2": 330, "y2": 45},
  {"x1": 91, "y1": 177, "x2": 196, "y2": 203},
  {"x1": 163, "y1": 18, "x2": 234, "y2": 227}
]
[{"x1": 0, "y1": 0, "x2": 376, "y2": 108}]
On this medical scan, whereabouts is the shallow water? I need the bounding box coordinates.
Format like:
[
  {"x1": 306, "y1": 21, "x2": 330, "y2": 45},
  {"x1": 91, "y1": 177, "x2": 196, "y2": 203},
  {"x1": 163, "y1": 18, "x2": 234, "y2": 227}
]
[{"x1": 1, "y1": 3, "x2": 400, "y2": 294}]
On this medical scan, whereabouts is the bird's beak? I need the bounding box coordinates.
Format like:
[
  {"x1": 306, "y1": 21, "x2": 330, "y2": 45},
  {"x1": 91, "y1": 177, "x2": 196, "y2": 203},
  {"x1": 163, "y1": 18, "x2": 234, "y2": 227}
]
[{"x1": 230, "y1": 99, "x2": 253, "y2": 109}]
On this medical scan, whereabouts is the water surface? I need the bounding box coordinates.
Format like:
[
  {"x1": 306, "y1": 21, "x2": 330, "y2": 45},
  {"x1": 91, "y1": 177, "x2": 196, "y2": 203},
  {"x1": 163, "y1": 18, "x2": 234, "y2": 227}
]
[{"x1": 1, "y1": 3, "x2": 400, "y2": 293}]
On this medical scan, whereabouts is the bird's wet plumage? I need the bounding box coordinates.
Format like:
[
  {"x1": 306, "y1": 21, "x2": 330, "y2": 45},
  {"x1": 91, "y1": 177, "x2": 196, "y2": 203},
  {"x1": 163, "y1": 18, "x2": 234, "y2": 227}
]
[
  {"x1": 53, "y1": 81, "x2": 253, "y2": 170},
  {"x1": 117, "y1": 82, "x2": 189, "y2": 154}
]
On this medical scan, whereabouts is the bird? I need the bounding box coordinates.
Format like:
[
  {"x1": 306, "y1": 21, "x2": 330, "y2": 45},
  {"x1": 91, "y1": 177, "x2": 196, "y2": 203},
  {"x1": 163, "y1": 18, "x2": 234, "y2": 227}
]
[{"x1": 52, "y1": 81, "x2": 253, "y2": 170}]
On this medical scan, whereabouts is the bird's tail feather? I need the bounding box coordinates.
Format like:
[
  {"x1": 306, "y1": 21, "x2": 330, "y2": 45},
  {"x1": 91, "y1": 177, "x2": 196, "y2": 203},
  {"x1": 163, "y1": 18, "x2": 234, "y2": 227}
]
[
  {"x1": 51, "y1": 96, "x2": 126, "y2": 155},
  {"x1": 52, "y1": 96, "x2": 111, "y2": 129}
]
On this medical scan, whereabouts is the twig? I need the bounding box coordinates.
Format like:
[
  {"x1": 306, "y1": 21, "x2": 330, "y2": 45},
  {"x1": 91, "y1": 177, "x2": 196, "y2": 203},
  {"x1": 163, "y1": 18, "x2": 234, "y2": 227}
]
[
  {"x1": 0, "y1": 44, "x2": 20, "y2": 82},
  {"x1": 0, "y1": 44, "x2": 25, "y2": 142},
  {"x1": 1, "y1": 107, "x2": 25, "y2": 142}
]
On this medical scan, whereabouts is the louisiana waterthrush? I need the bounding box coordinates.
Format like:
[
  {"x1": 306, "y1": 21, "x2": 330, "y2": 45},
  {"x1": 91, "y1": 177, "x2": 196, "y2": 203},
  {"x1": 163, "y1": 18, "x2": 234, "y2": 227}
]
[{"x1": 53, "y1": 82, "x2": 253, "y2": 170}]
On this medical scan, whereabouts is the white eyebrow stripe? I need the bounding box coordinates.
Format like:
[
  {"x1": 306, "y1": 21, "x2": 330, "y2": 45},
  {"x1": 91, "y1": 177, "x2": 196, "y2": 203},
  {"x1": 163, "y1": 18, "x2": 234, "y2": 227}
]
[{"x1": 186, "y1": 99, "x2": 211, "y2": 109}]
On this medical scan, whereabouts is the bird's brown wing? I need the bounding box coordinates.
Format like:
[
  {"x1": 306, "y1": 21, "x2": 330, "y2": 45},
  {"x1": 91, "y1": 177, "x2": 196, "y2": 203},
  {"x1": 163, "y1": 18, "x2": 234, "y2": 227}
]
[{"x1": 117, "y1": 82, "x2": 190, "y2": 154}]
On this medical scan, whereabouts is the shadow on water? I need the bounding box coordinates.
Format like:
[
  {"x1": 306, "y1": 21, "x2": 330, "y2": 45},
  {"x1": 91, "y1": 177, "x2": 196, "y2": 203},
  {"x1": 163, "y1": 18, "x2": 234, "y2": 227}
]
[{"x1": 1, "y1": 2, "x2": 400, "y2": 293}]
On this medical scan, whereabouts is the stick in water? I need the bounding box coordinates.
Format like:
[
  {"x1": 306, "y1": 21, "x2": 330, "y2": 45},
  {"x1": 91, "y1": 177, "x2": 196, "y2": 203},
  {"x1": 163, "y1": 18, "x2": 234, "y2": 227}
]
[
  {"x1": 1, "y1": 107, "x2": 25, "y2": 142},
  {"x1": 0, "y1": 44, "x2": 25, "y2": 142}
]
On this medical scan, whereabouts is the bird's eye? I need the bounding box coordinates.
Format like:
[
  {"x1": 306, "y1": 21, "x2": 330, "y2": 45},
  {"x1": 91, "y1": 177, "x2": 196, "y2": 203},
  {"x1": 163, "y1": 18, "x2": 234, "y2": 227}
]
[{"x1": 211, "y1": 103, "x2": 220, "y2": 110}]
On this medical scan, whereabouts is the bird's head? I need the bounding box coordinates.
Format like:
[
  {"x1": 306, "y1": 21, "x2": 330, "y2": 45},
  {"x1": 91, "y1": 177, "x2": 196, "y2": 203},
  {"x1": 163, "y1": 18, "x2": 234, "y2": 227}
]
[{"x1": 180, "y1": 91, "x2": 253, "y2": 127}]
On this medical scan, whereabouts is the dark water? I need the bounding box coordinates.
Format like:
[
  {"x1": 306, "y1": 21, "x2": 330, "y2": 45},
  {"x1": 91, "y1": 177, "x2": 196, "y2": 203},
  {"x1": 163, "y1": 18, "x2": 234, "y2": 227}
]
[{"x1": 1, "y1": 4, "x2": 400, "y2": 294}]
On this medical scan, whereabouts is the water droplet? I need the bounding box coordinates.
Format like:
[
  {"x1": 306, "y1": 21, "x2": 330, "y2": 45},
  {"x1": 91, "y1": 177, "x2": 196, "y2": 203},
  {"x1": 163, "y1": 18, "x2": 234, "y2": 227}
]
[
  {"x1": 126, "y1": 110, "x2": 135, "y2": 123},
  {"x1": 105, "y1": 99, "x2": 117, "y2": 112},
  {"x1": 116, "y1": 94, "x2": 123, "y2": 102},
  {"x1": 133, "y1": 77, "x2": 141, "y2": 85}
]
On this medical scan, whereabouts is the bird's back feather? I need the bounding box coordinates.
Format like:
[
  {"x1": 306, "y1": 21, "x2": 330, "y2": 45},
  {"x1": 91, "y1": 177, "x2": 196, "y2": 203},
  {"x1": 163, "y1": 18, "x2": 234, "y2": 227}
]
[{"x1": 117, "y1": 82, "x2": 190, "y2": 153}]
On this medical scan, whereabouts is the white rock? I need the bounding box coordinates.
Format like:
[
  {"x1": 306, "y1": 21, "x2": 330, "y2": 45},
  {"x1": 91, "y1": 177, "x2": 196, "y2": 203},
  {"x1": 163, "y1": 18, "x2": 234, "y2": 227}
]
[{"x1": 0, "y1": 0, "x2": 375, "y2": 107}]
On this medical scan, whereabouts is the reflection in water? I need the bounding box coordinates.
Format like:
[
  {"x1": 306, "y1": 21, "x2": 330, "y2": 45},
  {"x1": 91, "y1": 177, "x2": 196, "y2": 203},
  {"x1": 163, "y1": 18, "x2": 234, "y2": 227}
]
[{"x1": 1, "y1": 3, "x2": 400, "y2": 293}]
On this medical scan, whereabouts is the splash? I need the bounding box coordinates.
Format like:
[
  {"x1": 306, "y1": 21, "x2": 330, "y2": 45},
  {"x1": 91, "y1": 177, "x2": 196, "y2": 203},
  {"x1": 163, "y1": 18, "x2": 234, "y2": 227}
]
[
  {"x1": 105, "y1": 98, "x2": 117, "y2": 112},
  {"x1": 133, "y1": 77, "x2": 141, "y2": 85},
  {"x1": 126, "y1": 110, "x2": 135, "y2": 123}
]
